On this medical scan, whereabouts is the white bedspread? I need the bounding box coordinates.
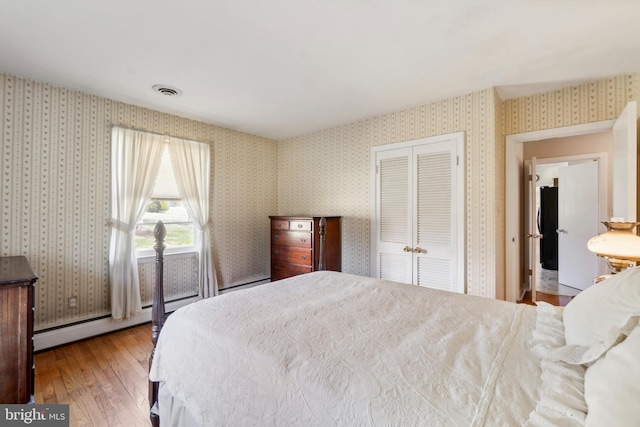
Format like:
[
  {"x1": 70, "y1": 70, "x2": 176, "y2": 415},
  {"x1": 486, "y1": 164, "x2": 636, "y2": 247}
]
[{"x1": 150, "y1": 271, "x2": 545, "y2": 426}]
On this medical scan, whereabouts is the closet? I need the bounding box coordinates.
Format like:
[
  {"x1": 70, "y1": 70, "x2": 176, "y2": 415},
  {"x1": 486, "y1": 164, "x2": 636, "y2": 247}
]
[{"x1": 370, "y1": 132, "x2": 465, "y2": 293}]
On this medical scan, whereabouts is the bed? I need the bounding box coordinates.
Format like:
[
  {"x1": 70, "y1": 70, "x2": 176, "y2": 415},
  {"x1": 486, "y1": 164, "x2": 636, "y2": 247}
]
[{"x1": 147, "y1": 222, "x2": 640, "y2": 426}]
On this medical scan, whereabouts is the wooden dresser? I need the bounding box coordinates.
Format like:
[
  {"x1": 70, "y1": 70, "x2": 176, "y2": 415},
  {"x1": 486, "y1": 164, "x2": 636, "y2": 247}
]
[
  {"x1": 270, "y1": 216, "x2": 341, "y2": 281},
  {"x1": 0, "y1": 256, "x2": 38, "y2": 404}
]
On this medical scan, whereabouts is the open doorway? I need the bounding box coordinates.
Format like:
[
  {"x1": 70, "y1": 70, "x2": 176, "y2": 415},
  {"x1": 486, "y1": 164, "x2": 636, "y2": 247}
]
[
  {"x1": 526, "y1": 156, "x2": 606, "y2": 301},
  {"x1": 505, "y1": 101, "x2": 637, "y2": 304},
  {"x1": 522, "y1": 137, "x2": 610, "y2": 304}
]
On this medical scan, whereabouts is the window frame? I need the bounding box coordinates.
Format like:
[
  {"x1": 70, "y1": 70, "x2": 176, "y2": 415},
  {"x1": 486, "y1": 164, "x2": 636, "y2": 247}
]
[
  {"x1": 134, "y1": 143, "x2": 198, "y2": 258},
  {"x1": 134, "y1": 198, "x2": 199, "y2": 258}
]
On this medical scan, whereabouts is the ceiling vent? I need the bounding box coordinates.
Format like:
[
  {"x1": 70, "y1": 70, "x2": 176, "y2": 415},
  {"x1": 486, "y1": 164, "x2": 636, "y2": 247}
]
[{"x1": 152, "y1": 85, "x2": 182, "y2": 97}]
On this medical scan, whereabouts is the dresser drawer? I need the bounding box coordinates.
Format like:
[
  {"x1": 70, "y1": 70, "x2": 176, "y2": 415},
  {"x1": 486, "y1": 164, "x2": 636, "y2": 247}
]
[
  {"x1": 289, "y1": 220, "x2": 312, "y2": 231},
  {"x1": 271, "y1": 261, "x2": 312, "y2": 281},
  {"x1": 271, "y1": 219, "x2": 289, "y2": 230},
  {"x1": 272, "y1": 247, "x2": 312, "y2": 266},
  {"x1": 272, "y1": 231, "x2": 312, "y2": 248}
]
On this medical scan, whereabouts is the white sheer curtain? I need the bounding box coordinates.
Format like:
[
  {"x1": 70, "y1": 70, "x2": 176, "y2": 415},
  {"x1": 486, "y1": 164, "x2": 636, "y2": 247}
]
[
  {"x1": 168, "y1": 138, "x2": 218, "y2": 298},
  {"x1": 109, "y1": 127, "x2": 165, "y2": 319}
]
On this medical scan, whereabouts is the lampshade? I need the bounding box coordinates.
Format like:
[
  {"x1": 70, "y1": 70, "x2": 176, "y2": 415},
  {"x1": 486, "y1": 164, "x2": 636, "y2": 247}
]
[{"x1": 588, "y1": 222, "x2": 640, "y2": 272}]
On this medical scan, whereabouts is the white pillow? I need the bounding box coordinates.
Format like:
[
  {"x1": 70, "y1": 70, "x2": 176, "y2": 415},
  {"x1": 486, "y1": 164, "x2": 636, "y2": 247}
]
[
  {"x1": 563, "y1": 266, "x2": 640, "y2": 347},
  {"x1": 551, "y1": 314, "x2": 638, "y2": 365},
  {"x1": 584, "y1": 325, "x2": 640, "y2": 427}
]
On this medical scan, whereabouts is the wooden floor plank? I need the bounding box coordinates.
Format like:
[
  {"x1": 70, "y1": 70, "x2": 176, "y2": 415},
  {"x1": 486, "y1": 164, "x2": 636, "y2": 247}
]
[
  {"x1": 35, "y1": 323, "x2": 152, "y2": 427},
  {"x1": 85, "y1": 333, "x2": 150, "y2": 424},
  {"x1": 100, "y1": 333, "x2": 150, "y2": 415},
  {"x1": 519, "y1": 290, "x2": 573, "y2": 306},
  {"x1": 34, "y1": 350, "x2": 57, "y2": 403},
  {"x1": 66, "y1": 386, "x2": 104, "y2": 427},
  {"x1": 72, "y1": 341, "x2": 126, "y2": 427}
]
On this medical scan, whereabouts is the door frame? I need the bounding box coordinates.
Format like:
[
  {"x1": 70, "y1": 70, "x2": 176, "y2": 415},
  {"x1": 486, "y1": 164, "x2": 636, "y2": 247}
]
[
  {"x1": 505, "y1": 121, "x2": 615, "y2": 302},
  {"x1": 370, "y1": 131, "x2": 466, "y2": 293}
]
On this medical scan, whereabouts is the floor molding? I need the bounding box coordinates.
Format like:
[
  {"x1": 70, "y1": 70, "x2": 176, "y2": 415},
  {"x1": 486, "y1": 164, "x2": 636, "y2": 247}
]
[
  {"x1": 35, "y1": 279, "x2": 271, "y2": 351},
  {"x1": 34, "y1": 297, "x2": 197, "y2": 351}
]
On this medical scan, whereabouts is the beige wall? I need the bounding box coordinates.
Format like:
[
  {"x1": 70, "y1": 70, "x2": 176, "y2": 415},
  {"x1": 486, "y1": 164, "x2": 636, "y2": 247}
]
[
  {"x1": 0, "y1": 73, "x2": 278, "y2": 330},
  {"x1": 504, "y1": 74, "x2": 640, "y2": 135},
  {"x1": 2, "y1": 70, "x2": 639, "y2": 330},
  {"x1": 278, "y1": 73, "x2": 640, "y2": 300},
  {"x1": 278, "y1": 89, "x2": 504, "y2": 298}
]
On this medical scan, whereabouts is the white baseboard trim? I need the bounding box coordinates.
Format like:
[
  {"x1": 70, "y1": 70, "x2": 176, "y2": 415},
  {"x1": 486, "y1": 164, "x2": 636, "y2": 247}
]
[
  {"x1": 34, "y1": 297, "x2": 198, "y2": 352},
  {"x1": 219, "y1": 278, "x2": 270, "y2": 294},
  {"x1": 35, "y1": 279, "x2": 271, "y2": 352}
]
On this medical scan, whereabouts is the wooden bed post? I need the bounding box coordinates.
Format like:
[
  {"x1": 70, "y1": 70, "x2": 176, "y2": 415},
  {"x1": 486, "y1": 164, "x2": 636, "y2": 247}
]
[
  {"x1": 149, "y1": 221, "x2": 166, "y2": 427},
  {"x1": 318, "y1": 217, "x2": 327, "y2": 271}
]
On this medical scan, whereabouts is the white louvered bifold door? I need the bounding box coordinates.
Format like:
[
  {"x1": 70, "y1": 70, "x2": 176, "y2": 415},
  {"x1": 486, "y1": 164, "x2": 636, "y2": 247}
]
[
  {"x1": 376, "y1": 148, "x2": 413, "y2": 284},
  {"x1": 373, "y1": 134, "x2": 461, "y2": 292},
  {"x1": 413, "y1": 142, "x2": 457, "y2": 291}
]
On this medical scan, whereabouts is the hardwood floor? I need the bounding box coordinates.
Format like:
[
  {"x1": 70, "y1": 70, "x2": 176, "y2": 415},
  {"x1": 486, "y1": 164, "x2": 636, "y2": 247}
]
[
  {"x1": 519, "y1": 290, "x2": 573, "y2": 307},
  {"x1": 34, "y1": 323, "x2": 153, "y2": 427}
]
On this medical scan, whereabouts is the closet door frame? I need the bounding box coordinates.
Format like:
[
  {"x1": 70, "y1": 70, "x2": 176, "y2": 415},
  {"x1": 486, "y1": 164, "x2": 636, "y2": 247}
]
[{"x1": 370, "y1": 132, "x2": 466, "y2": 293}]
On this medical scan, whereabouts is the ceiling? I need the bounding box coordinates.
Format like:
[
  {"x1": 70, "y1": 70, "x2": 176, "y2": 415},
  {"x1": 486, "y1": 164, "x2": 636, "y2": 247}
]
[{"x1": 1, "y1": 0, "x2": 639, "y2": 140}]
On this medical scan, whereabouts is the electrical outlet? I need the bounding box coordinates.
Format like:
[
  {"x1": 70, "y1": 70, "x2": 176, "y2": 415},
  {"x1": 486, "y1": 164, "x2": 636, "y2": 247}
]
[{"x1": 68, "y1": 296, "x2": 77, "y2": 309}]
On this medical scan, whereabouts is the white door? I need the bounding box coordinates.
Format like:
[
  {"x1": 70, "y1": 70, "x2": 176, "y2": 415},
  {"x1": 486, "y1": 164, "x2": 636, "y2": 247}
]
[
  {"x1": 558, "y1": 161, "x2": 599, "y2": 290},
  {"x1": 413, "y1": 142, "x2": 458, "y2": 290},
  {"x1": 372, "y1": 133, "x2": 464, "y2": 293},
  {"x1": 612, "y1": 101, "x2": 637, "y2": 222},
  {"x1": 376, "y1": 147, "x2": 413, "y2": 284}
]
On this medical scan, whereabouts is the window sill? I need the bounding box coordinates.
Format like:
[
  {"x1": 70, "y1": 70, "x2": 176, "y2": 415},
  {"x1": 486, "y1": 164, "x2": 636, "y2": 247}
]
[{"x1": 137, "y1": 250, "x2": 197, "y2": 264}]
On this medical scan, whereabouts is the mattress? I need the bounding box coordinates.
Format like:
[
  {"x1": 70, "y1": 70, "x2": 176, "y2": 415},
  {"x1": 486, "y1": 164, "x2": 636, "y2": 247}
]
[{"x1": 150, "y1": 271, "x2": 584, "y2": 426}]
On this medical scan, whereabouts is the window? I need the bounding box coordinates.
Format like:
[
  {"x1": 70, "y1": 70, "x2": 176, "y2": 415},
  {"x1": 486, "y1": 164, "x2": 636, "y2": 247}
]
[
  {"x1": 110, "y1": 126, "x2": 215, "y2": 308},
  {"x1": 135, "y1": 146, "x2": 196, "y2": 255}
]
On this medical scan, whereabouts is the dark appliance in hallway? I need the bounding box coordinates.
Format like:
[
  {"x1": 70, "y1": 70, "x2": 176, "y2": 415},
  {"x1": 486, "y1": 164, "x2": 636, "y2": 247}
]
[{"x1": 538, "y1": 186, "x2": 558, "y2": 270}]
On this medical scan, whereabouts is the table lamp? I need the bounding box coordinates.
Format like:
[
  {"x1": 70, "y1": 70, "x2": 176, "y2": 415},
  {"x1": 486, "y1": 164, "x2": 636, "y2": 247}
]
[{"x1": 587, "y1": 221, "x2": 640, "y2": 273}]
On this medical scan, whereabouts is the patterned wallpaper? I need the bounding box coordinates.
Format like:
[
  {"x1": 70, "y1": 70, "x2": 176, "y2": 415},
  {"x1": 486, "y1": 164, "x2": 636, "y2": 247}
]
[
  {"x1": 504, "y1": 73, "x2": 640, "y2": 239},
  {"x1": 503, "y1": 74, "x2": 640, "y2": 135},
  {"x1": 0, "y1": 73, "x2": 278, "y2": 330},
  {"x1": 2, "y1": 70, "x2": 638, "y2": 329},
  {"x1": 278, "y1": 88, "x2": 503, "y2": 298},
  {"x1": 278, "y1": 73, "x2": 640, "y2": 300}
]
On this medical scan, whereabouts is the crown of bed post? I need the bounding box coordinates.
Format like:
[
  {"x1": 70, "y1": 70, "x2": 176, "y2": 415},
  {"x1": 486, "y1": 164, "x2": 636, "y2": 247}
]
[{"x1": 149, "y1": 221, "x2": 166, "y2": 427}]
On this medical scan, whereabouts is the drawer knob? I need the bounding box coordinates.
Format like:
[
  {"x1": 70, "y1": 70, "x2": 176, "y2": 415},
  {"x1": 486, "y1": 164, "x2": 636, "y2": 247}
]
[
  {"x1": 300, "y1": 238, "x2": 307, "y2": 243},
  {"x1": 274, "y1": 235, "x2": 279, "y2": 240},
  {"x1": 301, "y1": 255, "x2": 307, "y2": 260},
  {"x1": 277, "y1": 222, "x2": 284, "y2": 227},
  {"x1": 274, "y1": 250, "x2": 280, "y2": 256},
  {"x1": 297, "y1": 223, "x2": 303, "y2": 228}
]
